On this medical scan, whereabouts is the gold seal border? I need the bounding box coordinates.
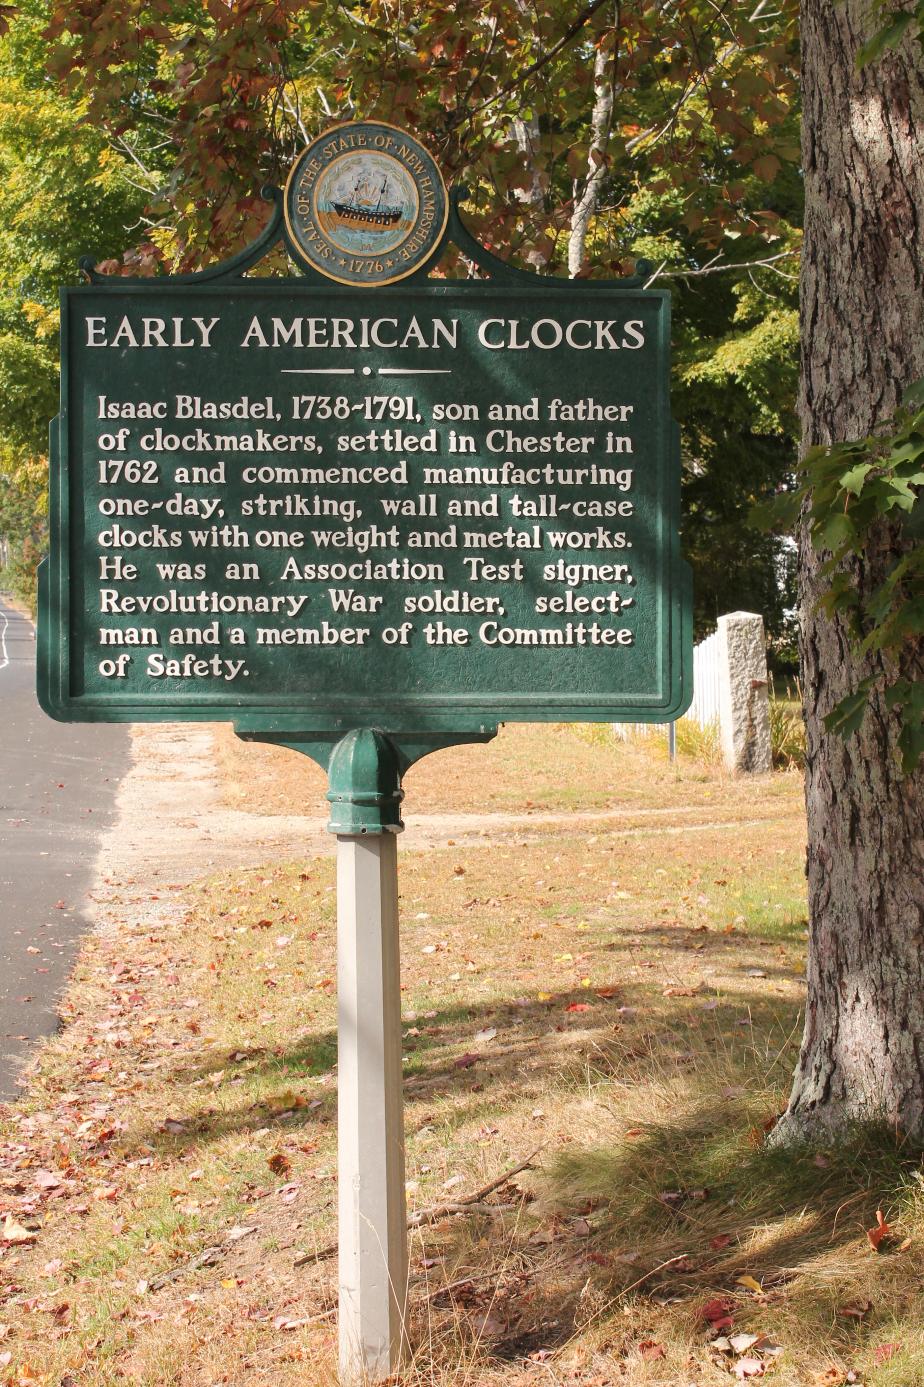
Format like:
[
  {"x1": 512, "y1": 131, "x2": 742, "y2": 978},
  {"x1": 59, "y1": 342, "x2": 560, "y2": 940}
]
[{"x1": 283, "y1": 119, "x2": 450, "y2": 288}]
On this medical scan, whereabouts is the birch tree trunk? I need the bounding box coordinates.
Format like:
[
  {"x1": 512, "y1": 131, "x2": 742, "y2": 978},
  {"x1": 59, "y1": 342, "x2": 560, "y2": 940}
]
[
  {"x1": 568, "y1": 41, "x2": 613, "y2": 277},
  {"x1": 771, "y1": 0, "x2": 924, "y2": 1144},
  {"x1": 512, "y1": 115, "x2": 544, "y2": 209}
]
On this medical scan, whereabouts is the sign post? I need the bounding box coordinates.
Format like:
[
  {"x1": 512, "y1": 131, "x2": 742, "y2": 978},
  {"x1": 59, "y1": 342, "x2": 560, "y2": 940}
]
[
  {"x1": 328, "y1": 730, "x2": 408, "y2": 1380},
  {"x1": 38, "y1": 121, "x2": 692, "y2": 1384}
]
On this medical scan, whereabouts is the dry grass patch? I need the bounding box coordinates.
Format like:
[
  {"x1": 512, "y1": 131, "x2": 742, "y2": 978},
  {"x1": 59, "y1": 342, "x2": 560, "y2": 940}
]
[
  {"x1": 1, "y1": 732, "x2": 921, "y2": 1385},
  {"x1": 214, "y1": 719, "x2": 799, "y2": 818}
]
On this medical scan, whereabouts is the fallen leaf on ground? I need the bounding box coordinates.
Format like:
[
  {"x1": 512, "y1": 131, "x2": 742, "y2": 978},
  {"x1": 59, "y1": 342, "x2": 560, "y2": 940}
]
[
  {"x1": 639, "y1": 1340, "x2": 665, "y2": 1361},
  {"x1": 867, "y1": 1209, "x2": 890, "y2": 1251},
  {"x1": 701, "y1": 1297, "x2": 735, "y2": 1329},
  {"x1": 267, "y1": 1152, "x2": 291, "y2": 1177},
  {"x1": 227, "y1": 1225, "x2": 256, "y2": 1242},
  {"x1": 2, "y1": 1215, "x2": 37, "y2": 1245},
  {"x1": 710, "y1": 1233, "x2": 733, "y2": 1250},
  {"x1": 730, "y1": 1333, "x2": 762, "y2": 1353},
  {"x1": 736, "y1": 1274, "x2": 763, "y2": 1293},
  {"x1": 874, "y1": 1342, "x2": 902, "y2": 1364},
  {"x1": 735, "y1": 1357, "x2": 765, "y2": 1378}
]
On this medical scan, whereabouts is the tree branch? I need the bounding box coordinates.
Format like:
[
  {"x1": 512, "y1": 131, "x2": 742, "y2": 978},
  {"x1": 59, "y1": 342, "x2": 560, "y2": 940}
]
[
  {"x1": 461, "y1": 0, "x2": 614, "y2": 126},
  {"x1": 644, "y1": 248, "x2": 799, "y2": 286},
  {"x1": 293, "y1": 1144, "x2": 546, "y2": 1268}
]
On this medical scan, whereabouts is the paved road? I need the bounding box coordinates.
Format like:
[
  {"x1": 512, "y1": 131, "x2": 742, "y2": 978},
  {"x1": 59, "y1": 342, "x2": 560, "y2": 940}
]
[{"x1": 0, "y1": 595, "x2": 129, "y2": 1098}]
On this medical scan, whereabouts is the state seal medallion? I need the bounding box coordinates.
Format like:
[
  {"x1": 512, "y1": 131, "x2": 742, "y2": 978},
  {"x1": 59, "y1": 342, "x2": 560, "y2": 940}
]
[{"x1": 284, "y1": 121, "x2": 449, "y2": 287}]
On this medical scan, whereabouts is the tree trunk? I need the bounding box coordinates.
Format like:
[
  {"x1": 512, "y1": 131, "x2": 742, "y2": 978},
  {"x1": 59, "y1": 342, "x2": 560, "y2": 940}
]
[
  {"x1": 772, "y1": 0, "x2": 924, "y2": 1144},
  {"x1": 512, "y1": 115, "x2": 545, "y2": 209},
  {"x1": 568, "y1": 41, "x2": 614, "y2": 278}
]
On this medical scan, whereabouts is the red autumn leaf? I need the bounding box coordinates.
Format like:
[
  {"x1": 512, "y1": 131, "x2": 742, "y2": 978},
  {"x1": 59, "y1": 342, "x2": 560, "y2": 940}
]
[
  {"x1": 700, "y1": 1296, "x2": 735, "y2": 1329},
  {"x1": 453, "y1": 1053, "x2": 479, "y2": 1069},
  {"x1": 639, "y1": 1340, "x2": 666, "y2": 1361},
  {"x1": 565, "y1": 1002, "x2": 592, "y2": 1013},
  {"x1": 710, "y1": 1233, "x2": 733, "y2": 1250},
  {"x1": 867, "y1": 1209, "x2": 891, "y2": 1251},
  {"x1": 874, "y1": 1342, "x2": 902, "y2": 1364}
]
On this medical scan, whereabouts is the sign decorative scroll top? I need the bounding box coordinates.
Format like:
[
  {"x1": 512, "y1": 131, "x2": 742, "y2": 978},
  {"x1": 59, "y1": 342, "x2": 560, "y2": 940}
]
[{"x1": 39, "y1": 122, "x2": 692, "y2": 747}]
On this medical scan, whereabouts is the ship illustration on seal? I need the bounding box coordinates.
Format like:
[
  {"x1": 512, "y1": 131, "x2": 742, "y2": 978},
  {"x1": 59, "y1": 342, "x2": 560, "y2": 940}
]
[{"x1": 330, "y1": 174, "x2": 404, "y2": 228}]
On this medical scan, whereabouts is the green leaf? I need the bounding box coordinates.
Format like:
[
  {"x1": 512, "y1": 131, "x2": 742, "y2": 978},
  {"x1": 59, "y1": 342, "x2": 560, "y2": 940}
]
[
  {"x1": 825, "y1": 683, "x2": 874, "y2": 739},
  {"x1": 839, "y1": 462, "x2": 873, "y2": 495},
  {"x1": 750, "y1": 491, "x2": 800, "y2": 532},
  {"x1": 898, "y1": 717, "x2": 924, "y2": 774},
  {"x1": 857, "y1": 11, "x2": 915, "y2": 66},
  {"x1": 817, "y1": 511, "x2": 855, "y2": 552},
  {"x1": 902, "y1": 378, "x2": 924, "y2": 410}
]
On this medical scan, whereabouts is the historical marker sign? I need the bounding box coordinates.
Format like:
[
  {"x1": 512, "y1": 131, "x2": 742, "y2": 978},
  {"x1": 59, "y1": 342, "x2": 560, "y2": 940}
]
[
  {"x1": 38, "y1": 199, "x2": 691, "y2": 734},
  {"x1": 38, "y1": 128, "x2": 693, "y2": 1387}
]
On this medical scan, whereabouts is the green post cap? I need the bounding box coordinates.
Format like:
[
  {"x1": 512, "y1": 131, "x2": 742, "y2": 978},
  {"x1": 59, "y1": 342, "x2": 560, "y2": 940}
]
[{"x1": 326, "y1": 728, "x2": 404, "y2": 835}]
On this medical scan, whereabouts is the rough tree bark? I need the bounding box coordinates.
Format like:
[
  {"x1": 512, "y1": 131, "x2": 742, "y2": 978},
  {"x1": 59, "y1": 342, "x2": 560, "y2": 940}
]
[{"x1": 771, "y1": 0, "x2": 924, "y2": 1144}]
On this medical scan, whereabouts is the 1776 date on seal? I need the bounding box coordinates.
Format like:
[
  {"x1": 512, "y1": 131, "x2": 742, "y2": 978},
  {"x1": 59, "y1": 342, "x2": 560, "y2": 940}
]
[{"x1": 284, "y1": 121, "x2": 449, "y2": 287}]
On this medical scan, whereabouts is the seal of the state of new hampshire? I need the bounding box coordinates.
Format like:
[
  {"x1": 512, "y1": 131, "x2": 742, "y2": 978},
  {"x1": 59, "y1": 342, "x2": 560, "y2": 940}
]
[{"x1": 284, "y1": 121, "x2": 449, "y2": 287}]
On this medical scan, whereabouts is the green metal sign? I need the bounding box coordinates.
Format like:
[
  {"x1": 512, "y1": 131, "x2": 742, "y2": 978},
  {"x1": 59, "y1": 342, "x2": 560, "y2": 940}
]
[{"x1": 38, "y1": 183, "x2": 692, "y2": 752}]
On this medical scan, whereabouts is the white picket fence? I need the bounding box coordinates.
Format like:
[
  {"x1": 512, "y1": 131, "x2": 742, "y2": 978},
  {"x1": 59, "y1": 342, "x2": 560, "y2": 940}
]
[
  {"x1": 688, "y1": 625, "x2": 723, "y2": 730},
  {"x1": 613, "y1": 624, "x2": 722, "y2": 741}
]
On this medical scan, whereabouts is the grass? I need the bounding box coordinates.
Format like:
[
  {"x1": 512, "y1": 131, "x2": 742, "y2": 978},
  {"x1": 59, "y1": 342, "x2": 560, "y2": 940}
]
[
  {"x1": 1, "y1": 725, "x2": 922, "y2": 1386},
  {"x1": 769, "y1": 688, "x2": 806, "y2": 770}
]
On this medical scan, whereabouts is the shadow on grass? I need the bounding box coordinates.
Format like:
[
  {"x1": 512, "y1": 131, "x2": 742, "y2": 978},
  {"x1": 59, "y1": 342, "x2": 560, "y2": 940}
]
[
  {"x1": 134, "y1": 983, "x2": 800, "y2": 1155},
  {"x1": 113, "y1": 975, "x2": 924, "y2": 1380},
  {"x1": 414, "y1": 1102, "x2": 924, "y2": 1373}
]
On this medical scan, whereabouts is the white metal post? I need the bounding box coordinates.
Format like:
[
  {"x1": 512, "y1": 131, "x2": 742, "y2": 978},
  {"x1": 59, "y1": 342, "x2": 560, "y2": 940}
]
[{"x1": 336, "y1": 831, "x2": 408, "y2": 1384}]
